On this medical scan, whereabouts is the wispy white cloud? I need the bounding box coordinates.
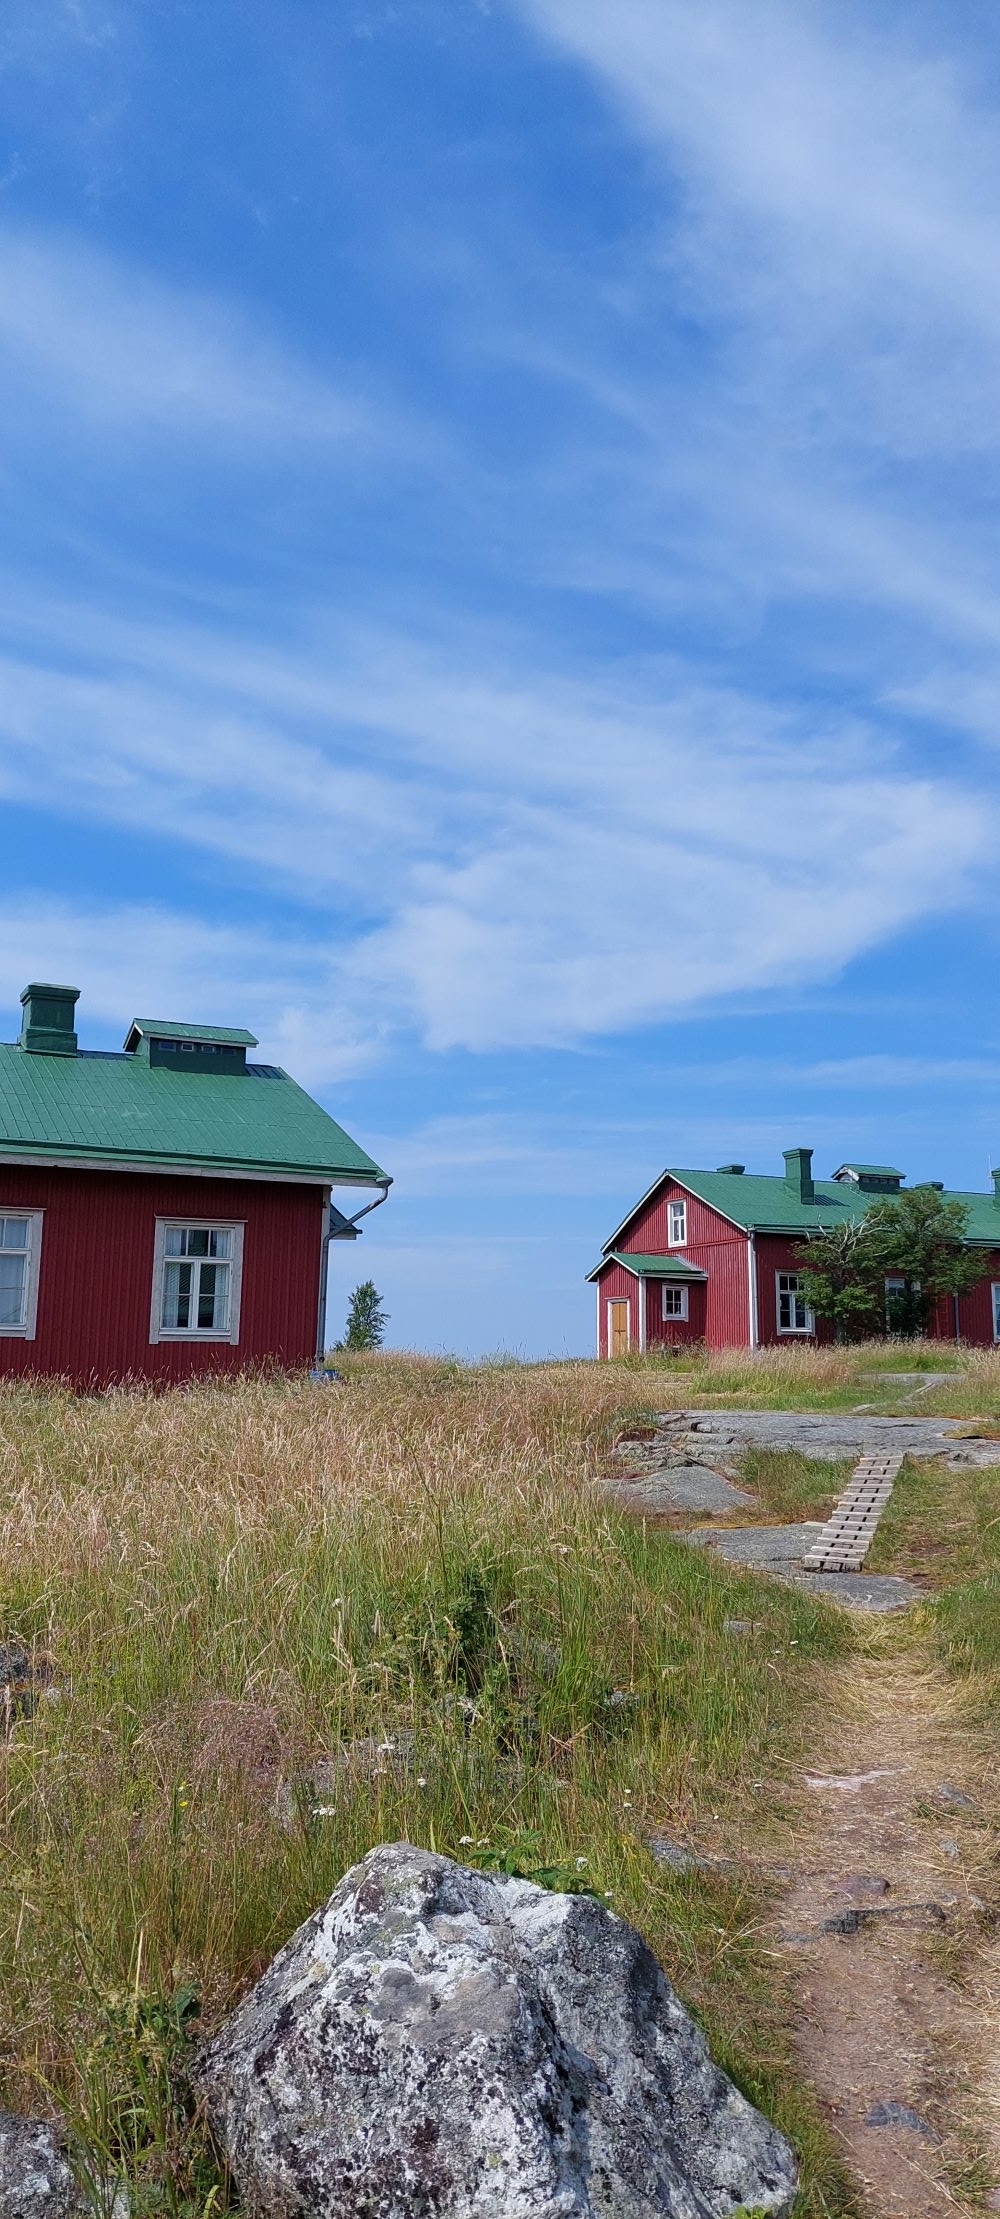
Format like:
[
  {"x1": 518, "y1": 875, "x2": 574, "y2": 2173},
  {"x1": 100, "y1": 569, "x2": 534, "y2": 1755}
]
[
  {"x1": 0, "y1": 598, "x2": 988, "y2": 1052},
  {"x1": 0, "y1": 896, "x2": 382, "y2": 1086},
  {"x1": 0, "y1": 227, "x2": 371, "y2": 447}
]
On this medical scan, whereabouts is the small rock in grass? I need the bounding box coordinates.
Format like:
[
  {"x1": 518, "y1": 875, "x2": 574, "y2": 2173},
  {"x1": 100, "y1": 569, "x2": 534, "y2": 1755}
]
[
  {"x1": 723, "y1": 1619, "x2": 766, "y2": 1636},
  {"x1": 0, "y1": 2110, "x2": 127, "y2": 2217},
  {"x1": 937, "y1": 1783, "x2": 975, "y2": 1809},
  {"x1": 646, "y1": 1834, "x2": 703, "y2": 1873},
  {"x1": 864, "y1": 2100, "x2": 937, "y2": 2139},
  {"x1": 0, "y1": 1642, "x2": 50, "y2": 1727},
  {"x1": 198, "y1": 1841, "x2": 799, "y2": 2218},
  {"x1": 842, "y1": 1874, "x2": 890, "y2": 1900}
]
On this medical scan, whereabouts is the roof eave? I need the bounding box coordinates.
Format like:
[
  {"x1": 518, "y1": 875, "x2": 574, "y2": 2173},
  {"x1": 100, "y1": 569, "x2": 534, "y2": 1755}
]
[{"x1": 0, "y1": 1143, "x2": 389, "y2": 1186}]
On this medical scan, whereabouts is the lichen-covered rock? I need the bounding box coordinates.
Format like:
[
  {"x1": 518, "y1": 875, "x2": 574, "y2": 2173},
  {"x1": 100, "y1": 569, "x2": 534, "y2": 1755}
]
[
  {"x1": 0, "y1": 2111, "x2": 83, "y2": 2217},
  {"x1": 198, "y1": 1841, "x2": 798, "y2": 2218}
]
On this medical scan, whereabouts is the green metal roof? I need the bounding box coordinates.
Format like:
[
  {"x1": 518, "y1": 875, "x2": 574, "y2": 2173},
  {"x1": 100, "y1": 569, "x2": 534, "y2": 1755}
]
[
  {"x1": 125, "y1": 1019, "x2": 259, "y2": 1048},
  {"x1": 0, "y1": 1041, "x2": 387, "y2": 1184},
  {"x1": 599, "y1": 1167, "x2": 1000, "y2": 1255},
  {"x1": 586, "y1": 1250, "x2": 709, "y2": 1282}
]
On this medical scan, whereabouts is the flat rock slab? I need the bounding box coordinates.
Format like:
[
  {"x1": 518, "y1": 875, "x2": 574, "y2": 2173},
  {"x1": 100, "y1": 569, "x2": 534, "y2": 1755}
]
[
  {"x1": 653, "y1": 1411, "x2": 1000, "y2": 1467},
  {"x1": 684, "y1": 1526, "x2": 920, "y2": 1610},
  {"x1": 784, "y1": 1570, "x2": 921, "y2": 1612},
  {"x1": 687, "y1": 1522, "x2": 823, "y2": 1566},
  {"x1": 614, "y1": 1464, "x2": 754, "y2": 1514}
]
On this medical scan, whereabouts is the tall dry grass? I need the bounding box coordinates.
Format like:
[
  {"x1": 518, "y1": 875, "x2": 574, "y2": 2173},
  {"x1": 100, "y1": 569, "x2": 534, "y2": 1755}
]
[{"x1": 0, "y1": 1357, "x2": 856, "y2": 2213}]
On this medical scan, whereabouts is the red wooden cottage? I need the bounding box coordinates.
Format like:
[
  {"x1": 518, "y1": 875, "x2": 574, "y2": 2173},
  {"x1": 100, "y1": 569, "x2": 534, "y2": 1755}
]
[
  {"x1": 0, "y1": 982, "x2": 390, "y2": 1385},
  {"x1": 589, "y1": 1148, "x2": 1000, "y2": 1355}
]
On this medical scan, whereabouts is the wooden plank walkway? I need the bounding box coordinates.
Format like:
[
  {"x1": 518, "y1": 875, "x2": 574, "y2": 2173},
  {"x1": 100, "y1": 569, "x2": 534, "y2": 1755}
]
[{"x1": 802, "y1": 1451, "x2": 904, "y2": 1574}]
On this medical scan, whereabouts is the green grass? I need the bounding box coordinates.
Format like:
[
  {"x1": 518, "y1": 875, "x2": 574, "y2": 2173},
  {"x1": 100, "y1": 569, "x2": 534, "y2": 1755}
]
[
  {"x1": 608, "y1": 1336, "x2": 977, "y2": 1412},
  {"x1": 0, "y1": 1358, "x2": 859, "y2": 2215},
  {"x1": 734, "y1": 1448, "x2": 850, "y2": 1523}
]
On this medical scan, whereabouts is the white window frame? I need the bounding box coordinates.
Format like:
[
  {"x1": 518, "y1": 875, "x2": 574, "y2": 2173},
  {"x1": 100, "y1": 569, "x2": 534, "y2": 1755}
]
[
  {"x1": 606, "y1": 1297, "x2": 630, "y2": 1355},
  {"x1": 150, "y1": 1219, "x2": 246, "y2": 1345},
  {"x1": 0, "y1": 1209, "x2": 44, "y2": 1339},
  {"x1": 661, "y1": 1284, "x2": 689, "y2": 1321},
  {"x1": 667, "y1": 1198, "x2": 687, "y2": 1247},
  {"x1": 992, "y1": 1285, "x2": 1000, "y2": 1344},
  {"x1": 776, "y1": 1271, "x2": 814, "y2": 1336}
]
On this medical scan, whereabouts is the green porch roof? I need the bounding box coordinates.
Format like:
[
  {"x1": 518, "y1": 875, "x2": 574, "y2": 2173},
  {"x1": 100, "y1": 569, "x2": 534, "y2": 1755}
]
[
  {"x1": 586, "y1": 1251, "x2": 709, "y2": 1283},
  {"x1": 0, "y1": 1041, "x2": 387, "y2": 1184},
  {"x1": 601, "y1": 1167, "x2": 1000, "y2": 1249}
]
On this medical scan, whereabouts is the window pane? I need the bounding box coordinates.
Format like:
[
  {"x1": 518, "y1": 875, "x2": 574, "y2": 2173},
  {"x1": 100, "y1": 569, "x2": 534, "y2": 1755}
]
[
  {"x1": 195, "y1": 1261, "x2": 229, "y2": 1330},
  {"x1": 162, "y1": 1260, "x2": 192, "y2": 1330},
  {"x1": 0, "y1": 1253, "x2": 25, "y2": 1326},
  {"x1": 164, "y1": 1227, "x2": 186, "y2": 1257},
  {"x1": 187, "y1": 1229, "x2": 210, "y2": 1257},
  {"x1": 210, "y1": 1229, "x2": 231, "y2": 1259},
  {"x1": 0, "y1": 1218, "x2": 28, "y2": 1251}
]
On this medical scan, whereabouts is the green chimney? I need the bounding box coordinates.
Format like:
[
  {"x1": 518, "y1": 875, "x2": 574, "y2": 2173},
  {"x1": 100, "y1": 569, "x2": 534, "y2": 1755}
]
[
  {"x1": 783, "y1": 1146, "x2": 814, "y2": 1203},
  {"x1": 19, "y1": 982, "x2": 80, "y2": 1055}
]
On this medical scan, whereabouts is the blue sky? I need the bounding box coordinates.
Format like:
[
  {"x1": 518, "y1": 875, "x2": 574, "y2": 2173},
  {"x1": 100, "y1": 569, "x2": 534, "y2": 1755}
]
[{"x1": 1, "y1": 0, "x2": 999, "y2": 1356}]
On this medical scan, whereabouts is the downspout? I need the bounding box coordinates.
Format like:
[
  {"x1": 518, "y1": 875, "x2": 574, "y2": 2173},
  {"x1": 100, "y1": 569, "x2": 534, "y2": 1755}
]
[
  {"x1": 315, "y1": 1187, "x2": 332, "y2": 1364},
  {"x1": 638, "y1": 1273, "x2": 647, "y2": 1354},
  {"x1": 316, "y1": 1178, "x2": 392, "y2": 1364},
  {"x1": 747, "y1": 1230, "x2": 759, "y2": 1350}
]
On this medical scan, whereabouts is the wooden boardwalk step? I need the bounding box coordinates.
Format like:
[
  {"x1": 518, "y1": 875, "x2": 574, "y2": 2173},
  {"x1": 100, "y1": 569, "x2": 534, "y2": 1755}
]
[{"x1": 802, "y1": 1450, "x2": 904, "y2": 1573}]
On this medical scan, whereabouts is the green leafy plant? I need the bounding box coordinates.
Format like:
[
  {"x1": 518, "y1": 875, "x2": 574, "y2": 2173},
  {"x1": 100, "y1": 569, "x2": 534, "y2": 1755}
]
[
  {"x1": 796, "y1": 1187, "x2": 982, "y2": 1339},
  {"x1": 337, "y1": 1280, "x2": 389, "y2": 1351}
]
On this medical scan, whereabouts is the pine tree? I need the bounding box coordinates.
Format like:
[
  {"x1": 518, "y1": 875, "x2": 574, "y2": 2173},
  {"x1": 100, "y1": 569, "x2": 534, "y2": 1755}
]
[{"x1": 341, "y1": 1280, "x2": 389, "y2": 1351}]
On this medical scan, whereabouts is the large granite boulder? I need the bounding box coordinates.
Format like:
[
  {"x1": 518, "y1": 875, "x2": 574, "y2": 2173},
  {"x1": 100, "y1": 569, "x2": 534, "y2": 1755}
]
[{"x1": 198, "y1": 1842, "x2": 797, "y2": 2218}]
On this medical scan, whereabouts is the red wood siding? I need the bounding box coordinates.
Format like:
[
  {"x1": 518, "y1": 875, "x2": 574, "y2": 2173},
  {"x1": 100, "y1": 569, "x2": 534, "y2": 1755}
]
[
  {"x1": 944, "y1": 1262, "x2": 1000, "y2": 1347},
  {"x1": 0, "y1": 1168, "x2": 327, "y2": 1386},
  {"x1": 624, "y1": 1180, "x2": 750, "y2": 1348},
  {"x1": 756, "y1": 1235, "x2": 829, "y2": 1346}
]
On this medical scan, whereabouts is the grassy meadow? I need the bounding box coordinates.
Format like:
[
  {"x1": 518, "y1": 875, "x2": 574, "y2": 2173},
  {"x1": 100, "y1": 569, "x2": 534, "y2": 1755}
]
[{"x1": 1, "y1": 1339, "x2": 997, "y2": 2213}]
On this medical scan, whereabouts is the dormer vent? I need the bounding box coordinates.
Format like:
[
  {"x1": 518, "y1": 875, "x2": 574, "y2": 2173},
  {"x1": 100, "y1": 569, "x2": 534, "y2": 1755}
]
[
  {"x1": 832, "y1": 1163, "x2": 904, "y2": 1193},
  {"x1": 19, "y1": 982, "x2": 79, "y2": 1056},
  {"x1": 123, "y1": 1018, "x2": 258, "y2": 1075},
  {"x1": 716, "y1": 1162, "x2": 745, "y2": 1175}
]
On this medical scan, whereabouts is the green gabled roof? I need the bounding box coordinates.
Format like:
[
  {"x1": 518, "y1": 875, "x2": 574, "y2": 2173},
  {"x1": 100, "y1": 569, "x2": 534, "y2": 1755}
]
[
  {"x1": 601, "y1": 1167, "x2": 1000, "y2": 1250},
  {"x1": 0, "y1": 1042, "x2": 387, "y2": 1184},
  {"x1": 586, "y1": 1250, "x2": 709, "y2": 1282},
  {"x1": 125, "y1": 1018, "x2": 259, "y2": 1048}
]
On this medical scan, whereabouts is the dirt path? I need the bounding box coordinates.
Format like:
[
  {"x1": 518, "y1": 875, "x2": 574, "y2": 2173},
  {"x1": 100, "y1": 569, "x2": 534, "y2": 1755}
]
[{"x1": 769, "y1": 1638, "x2": 1000, "y2": 2215}]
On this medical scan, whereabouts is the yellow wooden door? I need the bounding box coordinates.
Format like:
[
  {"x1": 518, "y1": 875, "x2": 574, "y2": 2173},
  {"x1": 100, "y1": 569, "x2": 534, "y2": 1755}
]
[{"x1": 609, "y1": 1300, "x2": 630, "y2": 1357}]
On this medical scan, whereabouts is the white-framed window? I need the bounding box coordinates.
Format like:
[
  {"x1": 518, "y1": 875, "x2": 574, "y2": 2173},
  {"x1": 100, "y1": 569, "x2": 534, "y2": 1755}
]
[
  {"x1": 668, "y1": 1198, "x2": 687, "y2": 1246},
  {"x1": 991, "y1": 1285, "x2": 1000, "y2": 1344},
  {"x1": 150, "y1": 1221, "x2": 245, "y2": 1344},
  {"x1": 776, "y1": 1271, "x2": 813, "y2": 1335},
  {"x1": 661, "y1": 1284, "x2": 689, "y2": 1320},
  {"x1": 0, "y1": 1211, "x2": 43, "y2": 1339}
]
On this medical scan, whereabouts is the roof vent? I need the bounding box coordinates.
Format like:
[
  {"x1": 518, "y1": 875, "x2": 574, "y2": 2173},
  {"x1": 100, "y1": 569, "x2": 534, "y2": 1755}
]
[
  {"x1": 19, "y1": 982, "x2": 79, "y2": 1056},
  {"x1": 123, "y1": 1018, "x2": 257, "y2": 1075},
  {"x1": 716, "y1": 1163, "x2": 745, "y2": 1175},
  {"x1": 832, "y1": 1163, "x2": 904, "y2": 1193},
  {"x1": 783, "y1": 1146, "x2": 814, "y2": 1203}
]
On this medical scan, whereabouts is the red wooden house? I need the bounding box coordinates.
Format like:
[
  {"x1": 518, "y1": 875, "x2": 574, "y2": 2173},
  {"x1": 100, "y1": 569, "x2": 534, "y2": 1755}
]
[
  {"x1": 0, "y1": 983, "x2": 390, "y2": 1386},
  {"x1": 589, "y1": 1148, "x2": 1000, "y2": 1355}
]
